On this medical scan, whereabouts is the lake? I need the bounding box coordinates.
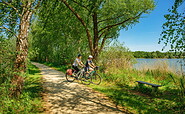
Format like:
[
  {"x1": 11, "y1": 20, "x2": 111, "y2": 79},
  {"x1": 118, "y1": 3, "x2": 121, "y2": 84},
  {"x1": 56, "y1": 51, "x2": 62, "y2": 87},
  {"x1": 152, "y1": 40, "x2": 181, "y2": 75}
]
[{"x1": 133, "y1": 58, "x2": 185, "y2": 73}]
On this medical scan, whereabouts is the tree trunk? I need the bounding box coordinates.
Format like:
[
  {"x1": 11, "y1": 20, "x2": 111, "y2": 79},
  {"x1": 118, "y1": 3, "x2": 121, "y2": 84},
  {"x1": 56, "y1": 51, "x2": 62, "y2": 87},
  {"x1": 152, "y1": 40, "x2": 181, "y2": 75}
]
[
  {"x1": 92, "y1": 12, "x2": 99, "y2": 60},
  {"x1": 10, "y1": 5, "x2": 32, "y2": 97}
]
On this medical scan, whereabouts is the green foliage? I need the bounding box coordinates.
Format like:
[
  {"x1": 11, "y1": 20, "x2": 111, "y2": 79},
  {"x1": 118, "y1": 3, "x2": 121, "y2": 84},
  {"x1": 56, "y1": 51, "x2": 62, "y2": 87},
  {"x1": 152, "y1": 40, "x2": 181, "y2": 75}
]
[
  {"x1": 160, "y1": 0, "x2": 185, "y2": 52},
  {"x1": 0, "y1": 36, "x2": 16, "y2": 84},
  {"x1": 0, "y1": 0, "x2": 40, "y2": 38},
  {"x1": 30, "y1": 0, "x2": 155, "y2": 61},
  {"x1": 169, "y1": 73, "x2": 185, "y2": 103},
  {"x1": 29, "y1": 0, "x2": 89, "y2": 65},
  {"x1": 0, "y1": 64, "x2": 43, "y2": 113},
  {"x1": 42, "y1": 62, "x2": 71, "y2": 72},
  {"x1": 132, "y1": 51, "x2": 184, "y2": 58},
  {"x1": 0, "y1": 0, "x2": 20, "y2": 38},
  {"x1": 73, "y1": 0, "x2": 154, "y2": 58},
  {"x1": 160, "y1": 0, "x2": 185, "y2": 106},
  {"x1": 1, "y1": 35, "x2": 42, "y2": 111}
]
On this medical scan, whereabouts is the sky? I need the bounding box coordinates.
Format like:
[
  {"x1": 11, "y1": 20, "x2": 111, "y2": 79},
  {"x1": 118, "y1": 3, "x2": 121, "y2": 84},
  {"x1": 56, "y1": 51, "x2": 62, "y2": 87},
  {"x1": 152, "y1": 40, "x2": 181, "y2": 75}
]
[{"x1": 118, "y1": 0, "x2": 181, "y2": 52}]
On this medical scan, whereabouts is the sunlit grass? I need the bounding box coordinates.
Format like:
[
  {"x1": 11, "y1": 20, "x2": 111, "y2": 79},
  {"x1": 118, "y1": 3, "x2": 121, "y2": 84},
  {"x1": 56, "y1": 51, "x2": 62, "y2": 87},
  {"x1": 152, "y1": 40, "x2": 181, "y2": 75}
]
[
  {"x1": 0, "y1": 64, "x2": 44, "y2": 113},
  {"x1": 88, "y1": 69, "x2": 184, "y2": 113}
]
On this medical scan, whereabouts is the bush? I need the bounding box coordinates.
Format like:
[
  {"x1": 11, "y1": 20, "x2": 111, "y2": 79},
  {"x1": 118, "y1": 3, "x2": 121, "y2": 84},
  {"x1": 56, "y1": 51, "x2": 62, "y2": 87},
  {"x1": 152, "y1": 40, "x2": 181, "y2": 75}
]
[
  {"x1": 98, "y1": 41, "x2": 136, "y2": 73},
  {"x1": 0, "y1": 37, "x2": 16, "y2": 84}
]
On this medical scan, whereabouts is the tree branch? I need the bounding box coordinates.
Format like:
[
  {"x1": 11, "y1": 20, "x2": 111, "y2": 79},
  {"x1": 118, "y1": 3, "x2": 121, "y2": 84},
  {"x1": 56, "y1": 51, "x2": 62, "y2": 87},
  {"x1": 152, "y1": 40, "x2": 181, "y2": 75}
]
[
  {"x1": 71, "y1": 0, "x2": 90, "y2": 11},
  {"x1": 2, "y1": 1, "x2": 22, "y2": 17},
  {"x1": 21, "y1": 1, "x2": 32, "y2": 17},
  {"x1": 0, "y1": 26, "x2": 18, "y2": 38},
  {"x1": 93, "y1": 12, "x2": 98, "y2": 49},
  {"x1": 98, "y1": 14, "x2": 125, "y2": 23},
  {"x1": 99, "y1": 12, "x2": 143, "y2": 33},
  {"x1": 3, "y1": 22, "x2": 19, "y2": 25},
  {"x1": 61, "y1": 0, "x2": 94, "y2": 53},
  {"x1": 98, "y1": 30, "x2": 106, "y2": 39},
  {"x1": 32, "y1": 0, "x2": 42, "y2": 13},
  {"x1": 62, "y1": 0, "x2": 86, "y2": 29},
  {"x1": 99, "y1": 35, "x2": 107, "y2": 52}
]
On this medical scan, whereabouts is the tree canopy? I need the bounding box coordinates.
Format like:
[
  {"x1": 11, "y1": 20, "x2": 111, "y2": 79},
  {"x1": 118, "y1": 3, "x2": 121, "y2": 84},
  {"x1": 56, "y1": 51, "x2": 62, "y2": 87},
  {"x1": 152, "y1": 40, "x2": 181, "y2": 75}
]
[
  {"x1": 30, "y1": 0, "x2": 155, "y2": 63},
  {"x1": 60, "y1": 0, "x2": 155, "y2": 59}
]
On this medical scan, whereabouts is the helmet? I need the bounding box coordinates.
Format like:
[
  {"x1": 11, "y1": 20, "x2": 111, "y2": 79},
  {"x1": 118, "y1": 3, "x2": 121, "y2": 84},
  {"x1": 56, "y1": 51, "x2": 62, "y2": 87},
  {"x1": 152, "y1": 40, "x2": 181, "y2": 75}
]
[
  {"x1": 89, "y1": 55, "x2": 93, "y2": 58},
  {"x1": 78, "y1": 54, "x2": 82, "y2": 57}
]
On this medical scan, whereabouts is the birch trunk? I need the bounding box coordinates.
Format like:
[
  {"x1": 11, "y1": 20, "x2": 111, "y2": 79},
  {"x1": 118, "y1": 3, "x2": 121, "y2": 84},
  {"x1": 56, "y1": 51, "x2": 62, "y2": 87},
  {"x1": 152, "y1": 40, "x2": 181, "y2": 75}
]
[{"x1": 11, "y1": 3, "x2": 32, "y2": 97}]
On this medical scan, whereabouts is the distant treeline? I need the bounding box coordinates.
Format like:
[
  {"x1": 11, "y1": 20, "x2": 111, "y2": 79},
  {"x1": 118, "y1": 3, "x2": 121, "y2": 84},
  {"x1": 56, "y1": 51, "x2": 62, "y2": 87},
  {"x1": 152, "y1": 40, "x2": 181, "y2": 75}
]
[{"x1": 132, "y1": 51, "x2": 184, "y2": 58}]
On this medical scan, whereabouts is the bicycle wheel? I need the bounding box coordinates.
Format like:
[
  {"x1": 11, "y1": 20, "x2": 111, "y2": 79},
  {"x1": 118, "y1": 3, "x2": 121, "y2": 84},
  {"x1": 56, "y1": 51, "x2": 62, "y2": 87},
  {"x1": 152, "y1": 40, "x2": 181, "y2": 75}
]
[
  {"x1": 81, "y1": 73, "x2": 91, "y2": 85},
  {"x1": 65, "y1": 73, "x2": 75, "y2": 82},
  {"x1": 91, "y1": 73, "x2": 102, "y2": 85}
]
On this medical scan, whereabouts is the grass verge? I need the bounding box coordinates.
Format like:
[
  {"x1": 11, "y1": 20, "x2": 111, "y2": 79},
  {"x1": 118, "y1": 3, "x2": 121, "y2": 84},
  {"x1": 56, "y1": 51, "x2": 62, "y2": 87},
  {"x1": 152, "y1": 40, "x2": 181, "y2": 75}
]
[{"x1": 0, "y1": 64, "x2": 43, "y2": 114}]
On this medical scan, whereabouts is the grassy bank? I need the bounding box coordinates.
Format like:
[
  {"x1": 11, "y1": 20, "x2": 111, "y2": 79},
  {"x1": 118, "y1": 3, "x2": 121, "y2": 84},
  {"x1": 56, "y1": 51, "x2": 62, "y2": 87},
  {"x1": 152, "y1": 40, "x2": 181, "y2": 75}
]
[
  {"x1": 0, "y1": 64, "x2": 43, "y2": 113},
  {"x1": 41, "y1": 61, "x2": 185, "y2": 113},
  {"x1": 88, "y1": 70, "x2": 184, "y2": 113}
]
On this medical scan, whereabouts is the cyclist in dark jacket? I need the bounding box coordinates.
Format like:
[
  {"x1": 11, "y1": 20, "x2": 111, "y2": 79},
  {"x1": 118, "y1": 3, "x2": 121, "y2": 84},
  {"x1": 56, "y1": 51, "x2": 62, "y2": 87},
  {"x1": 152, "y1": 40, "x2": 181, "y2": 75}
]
[{"x1": 85, "y1": 55, "x2": 96, "y2": 73}]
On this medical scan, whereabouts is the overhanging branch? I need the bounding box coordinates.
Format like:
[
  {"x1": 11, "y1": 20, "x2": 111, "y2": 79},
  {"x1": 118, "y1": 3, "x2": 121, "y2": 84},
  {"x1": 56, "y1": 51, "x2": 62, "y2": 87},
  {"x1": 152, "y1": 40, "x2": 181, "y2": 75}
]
[
  {"x1": 2, "y1": 1, "x2": 22, "y2": 17},
  {"x1": 98, "y1": 30, "x2": 107, "y2": 39},
  {"x1": 61, "y1": 0, "x2": 94, "y2": 53},
  {"x1": 0, "y1": 26, "x2": 18, "y2": 38},
  {"x1": 98, "y1": 14, "x2": 125, "y2": 23},
  {"x1": 71, "y1": 0, "x2": 90, "y2": 11},
  {"x1": 99, "y1": 12, "x2": 144, "y2": 33},
  {"x1": 61, "y1": 0, "x2": 87, "y2": 29}
]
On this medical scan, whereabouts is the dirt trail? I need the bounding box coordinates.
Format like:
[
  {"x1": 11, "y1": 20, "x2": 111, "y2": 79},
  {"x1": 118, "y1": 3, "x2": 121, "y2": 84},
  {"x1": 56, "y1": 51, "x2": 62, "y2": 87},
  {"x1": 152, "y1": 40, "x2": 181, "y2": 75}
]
[{"x1": 32, "y1": 62, "x2": 127, "y2": 114}]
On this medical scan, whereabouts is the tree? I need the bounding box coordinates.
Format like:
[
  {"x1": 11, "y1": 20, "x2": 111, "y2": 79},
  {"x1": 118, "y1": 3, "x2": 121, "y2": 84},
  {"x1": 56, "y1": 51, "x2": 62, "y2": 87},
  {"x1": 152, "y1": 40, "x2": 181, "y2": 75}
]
[
  {"x1": 160, "y1": 0, "x2": 185, "y2": 52},
  {"x1": 0, "y1": 0, "x2": 41, "y2": 97},
  {"x1": 30, "y1": 0, "x2": 89, "y2": 64},
  {"x1": 60, "y1": 0, "x2": 155, "y2": 60}
]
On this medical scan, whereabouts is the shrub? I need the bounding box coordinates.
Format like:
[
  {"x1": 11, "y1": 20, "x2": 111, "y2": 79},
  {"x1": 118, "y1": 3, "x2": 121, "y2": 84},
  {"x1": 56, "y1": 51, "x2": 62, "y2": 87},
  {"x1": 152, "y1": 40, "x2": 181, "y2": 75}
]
[{"x1": 98, "y1": 41, "x2": 136, "y2": 73}]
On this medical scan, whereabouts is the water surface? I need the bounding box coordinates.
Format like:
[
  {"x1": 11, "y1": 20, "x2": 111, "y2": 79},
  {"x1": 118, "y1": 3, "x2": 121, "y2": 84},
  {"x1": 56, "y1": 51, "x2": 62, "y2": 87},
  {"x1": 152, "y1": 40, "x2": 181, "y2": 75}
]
[{"x1": 133, "y1": 58, "x2": 185, "y2": 73}]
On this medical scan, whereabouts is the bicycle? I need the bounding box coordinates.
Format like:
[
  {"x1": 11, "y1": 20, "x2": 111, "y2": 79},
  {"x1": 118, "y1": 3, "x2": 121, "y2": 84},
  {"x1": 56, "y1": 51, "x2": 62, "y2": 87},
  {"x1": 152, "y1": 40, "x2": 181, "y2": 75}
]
[
  {"x1": 88, "y1": 66, "x2": 102, "y2": 85},
  {"x1": 65, "y1": 66, "x2": 102, "y2": 85},
  {"x1": 65, "y1": 67, "x2": 91, "y2": 85}
]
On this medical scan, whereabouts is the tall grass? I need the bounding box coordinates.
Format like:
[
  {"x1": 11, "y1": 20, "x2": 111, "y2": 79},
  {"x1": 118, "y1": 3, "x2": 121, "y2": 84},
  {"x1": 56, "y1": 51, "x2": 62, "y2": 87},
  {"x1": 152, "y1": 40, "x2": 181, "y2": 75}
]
[{"x1": 98, "y1": 41, "x2": 135, "y2": 73}]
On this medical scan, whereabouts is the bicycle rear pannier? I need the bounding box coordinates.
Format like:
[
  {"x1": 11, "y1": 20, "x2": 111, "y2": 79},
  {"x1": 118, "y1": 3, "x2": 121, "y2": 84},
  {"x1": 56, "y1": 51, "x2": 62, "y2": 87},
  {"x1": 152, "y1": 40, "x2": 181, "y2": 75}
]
[{"x1": 66, "y1": 69, "x2": 73, "y2": 75}]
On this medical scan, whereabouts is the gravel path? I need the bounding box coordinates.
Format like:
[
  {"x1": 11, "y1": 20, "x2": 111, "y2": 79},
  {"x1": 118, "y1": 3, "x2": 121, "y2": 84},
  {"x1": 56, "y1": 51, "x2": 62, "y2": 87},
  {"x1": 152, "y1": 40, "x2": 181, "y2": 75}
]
[{"x1": 32, "y1": 62, "x2": 127, "y2": 114}]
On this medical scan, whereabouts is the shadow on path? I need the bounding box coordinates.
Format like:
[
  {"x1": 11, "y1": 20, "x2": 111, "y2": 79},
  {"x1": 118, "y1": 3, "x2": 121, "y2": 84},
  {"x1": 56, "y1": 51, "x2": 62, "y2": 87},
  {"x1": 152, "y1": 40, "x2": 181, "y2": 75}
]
[{"x1": 32, "y1": 62, "x2": 129, "y2": 114}]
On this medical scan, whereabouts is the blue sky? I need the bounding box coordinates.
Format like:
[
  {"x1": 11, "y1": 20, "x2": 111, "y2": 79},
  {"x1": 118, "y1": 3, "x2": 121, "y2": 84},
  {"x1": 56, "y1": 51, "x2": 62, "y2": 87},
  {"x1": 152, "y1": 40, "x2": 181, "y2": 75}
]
[{"x1": 118, "y1": 0, "x2": 178, "y2": 52}]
